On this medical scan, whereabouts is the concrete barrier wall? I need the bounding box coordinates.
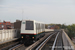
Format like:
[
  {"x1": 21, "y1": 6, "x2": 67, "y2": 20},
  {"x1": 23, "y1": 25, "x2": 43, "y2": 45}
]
[
  {"x1": 45, "y1": 29, "x2": 61, "y2": 32},
  {"x1": 62, "y1": 30, "x2": 75, "y2": 50},
  {"x1": 0, "y1": 29, "x2": 17, "y2": 42},
  {"x1": 45, "y1": 29, "x2": 54, "y2": 32}
]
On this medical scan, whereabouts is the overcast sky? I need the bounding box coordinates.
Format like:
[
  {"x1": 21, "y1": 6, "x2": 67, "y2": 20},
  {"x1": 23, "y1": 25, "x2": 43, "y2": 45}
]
[{"x1": 0, "y1": 0, "x2": 75, "y2": 25}]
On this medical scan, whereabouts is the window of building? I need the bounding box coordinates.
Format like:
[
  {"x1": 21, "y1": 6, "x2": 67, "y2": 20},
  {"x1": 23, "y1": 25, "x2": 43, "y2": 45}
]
[
  {"x1": 7, "y1": 23, "x2": 8, "y2": 24},
  {"x1": 2, "y1": 25, "x2": 4, "y2": 28}
]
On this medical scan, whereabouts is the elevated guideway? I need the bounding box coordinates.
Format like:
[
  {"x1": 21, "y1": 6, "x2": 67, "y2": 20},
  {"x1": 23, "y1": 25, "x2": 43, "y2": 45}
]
[
  {"x1": 1, "y1": 29, "x2": 75, "y2": 50},
  {"x1": 45, "y1": 29, "x2": 75, "y2": 50}
]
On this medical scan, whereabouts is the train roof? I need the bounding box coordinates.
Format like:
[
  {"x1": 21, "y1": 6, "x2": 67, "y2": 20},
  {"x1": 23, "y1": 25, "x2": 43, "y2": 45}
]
[{"x1": 22, "y1": 20, "x2": 44, "y2": 24}]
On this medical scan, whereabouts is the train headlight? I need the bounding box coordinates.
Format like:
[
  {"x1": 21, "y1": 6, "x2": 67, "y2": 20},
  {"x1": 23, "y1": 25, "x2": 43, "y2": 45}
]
[
  {"x1": 22, "y1": 36, "x2": 23, "y2": 38},
  {"x1": 32, "y1": 37, "x2": 34, "y2": 39}
]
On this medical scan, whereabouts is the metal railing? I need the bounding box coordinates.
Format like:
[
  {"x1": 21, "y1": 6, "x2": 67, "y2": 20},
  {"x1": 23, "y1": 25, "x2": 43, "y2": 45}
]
[
  {"x1": 35, "y1": 32, "x2": 56, "y2": 50},
  {"x1": 51, "y1": 32, "x2": 59, "y2": 50}
]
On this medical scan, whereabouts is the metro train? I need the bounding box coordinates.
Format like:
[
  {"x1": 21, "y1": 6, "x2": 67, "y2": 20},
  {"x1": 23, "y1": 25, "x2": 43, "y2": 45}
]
[{"x1": 20, "y1": 20, "x2": 45, "y2": 45}]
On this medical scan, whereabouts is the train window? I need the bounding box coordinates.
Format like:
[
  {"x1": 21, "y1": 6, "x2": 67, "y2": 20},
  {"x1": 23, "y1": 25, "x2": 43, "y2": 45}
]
[{"x1": 26, "y1": 21, "x2": 34, "y2": 30}]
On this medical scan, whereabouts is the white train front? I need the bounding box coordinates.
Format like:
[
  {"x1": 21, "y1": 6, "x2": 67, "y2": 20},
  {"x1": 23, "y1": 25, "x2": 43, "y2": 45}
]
[{"x1": 20, "y1": 20, "x2": 45, "y2": 43}]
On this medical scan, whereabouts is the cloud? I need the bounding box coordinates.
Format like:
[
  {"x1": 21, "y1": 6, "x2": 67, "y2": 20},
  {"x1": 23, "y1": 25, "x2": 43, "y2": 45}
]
[
  {"x1": 0, "y1": 0, "x2": 75, "y2": 25},
  {"x1": 0, "y1": 5, "x2": 9, "y2": 8}
]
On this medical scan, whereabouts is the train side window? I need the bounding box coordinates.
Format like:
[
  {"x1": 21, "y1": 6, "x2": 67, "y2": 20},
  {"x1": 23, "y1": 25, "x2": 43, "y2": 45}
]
[{"x1": 36, "y1": 23, "x2": 38, "y2": 29}]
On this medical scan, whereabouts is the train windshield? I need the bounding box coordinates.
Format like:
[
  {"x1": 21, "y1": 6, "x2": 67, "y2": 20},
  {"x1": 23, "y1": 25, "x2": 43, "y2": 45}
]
[{"x1": 26, "y1": 21, "x2": 34, "y2": 30}]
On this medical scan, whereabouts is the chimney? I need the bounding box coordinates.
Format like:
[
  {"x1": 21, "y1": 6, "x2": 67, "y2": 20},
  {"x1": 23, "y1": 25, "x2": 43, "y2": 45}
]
[{"x1": 3, "y1": 21, "x2": 6, "y2": 23}]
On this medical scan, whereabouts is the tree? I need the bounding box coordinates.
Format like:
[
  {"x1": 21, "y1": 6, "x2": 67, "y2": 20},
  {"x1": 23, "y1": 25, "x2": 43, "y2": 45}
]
[{"x1": 67, "y1": 24, "x2": 75, "y2": 39}]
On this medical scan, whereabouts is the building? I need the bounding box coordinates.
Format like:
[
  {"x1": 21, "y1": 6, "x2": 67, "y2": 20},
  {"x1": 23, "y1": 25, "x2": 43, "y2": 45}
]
[
  {"x1": 14, "y1": 20, "x2": 22, "y2": 29},
  {"x1": 47, "y1": 25, "x2": 59, "y2": 29},
  {"x1": 0, "y1": 21, "x2": 14, "y2": 29},
  {"x1": 11, "y1": 23, "x2": 14, "y2": 29}
]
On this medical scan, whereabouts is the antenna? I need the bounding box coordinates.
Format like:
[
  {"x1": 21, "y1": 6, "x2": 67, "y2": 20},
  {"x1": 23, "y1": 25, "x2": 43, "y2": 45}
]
[{"x1": 22, "y1": 9, "x2": 24, "y2": 20}]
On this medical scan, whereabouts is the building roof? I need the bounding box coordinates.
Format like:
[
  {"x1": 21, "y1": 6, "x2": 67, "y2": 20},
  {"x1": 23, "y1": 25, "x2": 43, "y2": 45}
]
[{"x1": 0, "y1": 21, "x2": 11, "y2": 25}]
